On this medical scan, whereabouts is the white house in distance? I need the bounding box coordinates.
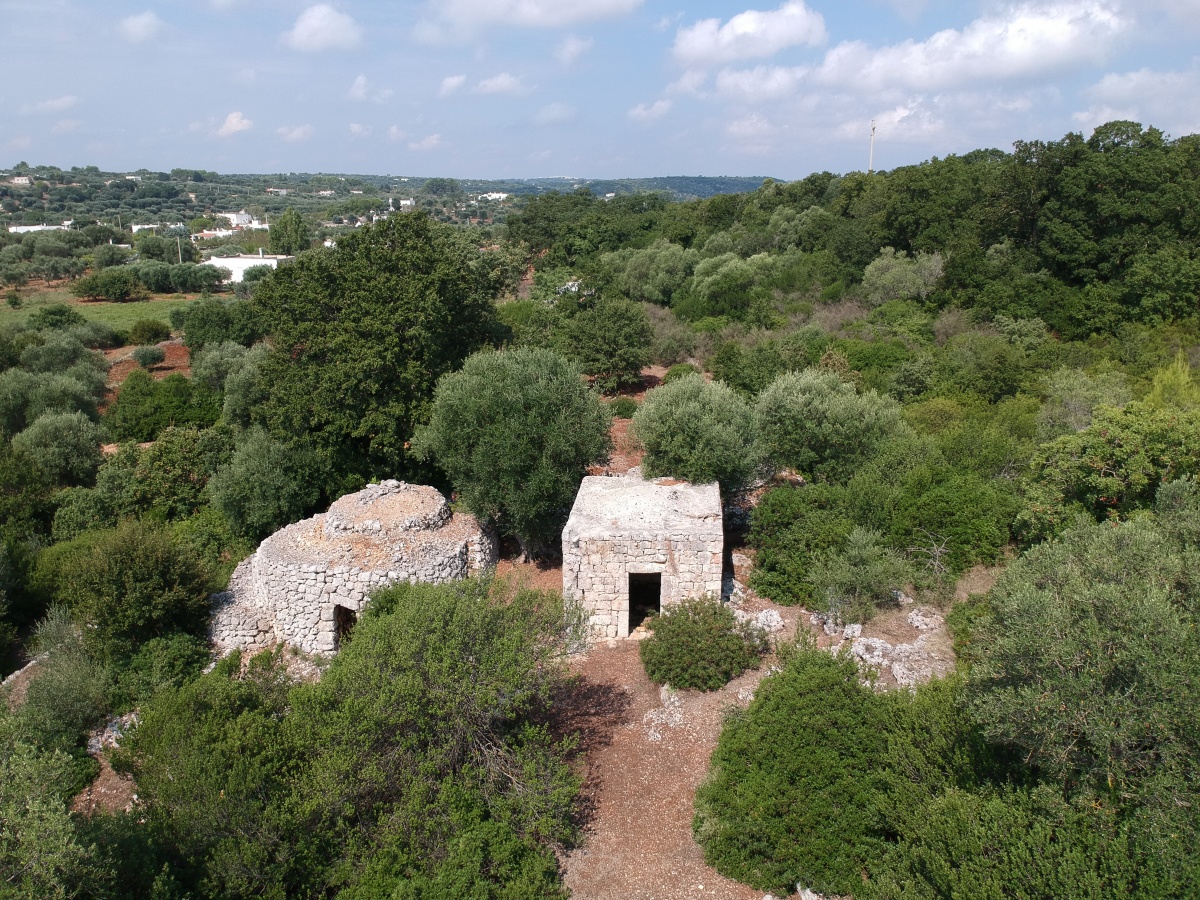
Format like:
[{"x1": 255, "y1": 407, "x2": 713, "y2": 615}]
[
  {"x1": 7, "y1": 221, "x2": 71, "y2": 234},
  {"x1": 202, "y1": 251, "x2": 294, "y2": 283}
]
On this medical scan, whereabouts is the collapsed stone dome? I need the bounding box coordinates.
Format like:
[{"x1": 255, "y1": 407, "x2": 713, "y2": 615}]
[{"x1": 210, "y1": 480, "x2": 497, "y2": 655}]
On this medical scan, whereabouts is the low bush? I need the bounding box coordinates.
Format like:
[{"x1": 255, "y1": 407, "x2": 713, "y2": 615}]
[
  {"x1": 607, "y1": 396, "x2": 638, "y2": 419},
  {"x1": 104, "y1": 370, "x2": 221, "y2": 441},
  {"x1": 110, "y1": 632, "x2": 211, "y2": 710},
  {"x1": 206, "y1": 428, "x2": 323, "y2": 540},
  {"x1": 69, "y1": 268, "x2": 146, "y2": 302},
  {"x1": 132, "y1": 345, "x2": 165, "y2": 368},
  {"x1": 662, "y1": 362, "x2": 700, "y2": 384},
  {"x1": 11, "y1": 411, "x2": 103, "y2": 486},
  {"x1": 639, "y1": 596, "x2": 768, "y2": 691},
  {"x1": 127, "y1": 319, "x2": 171, "y2": 345}
]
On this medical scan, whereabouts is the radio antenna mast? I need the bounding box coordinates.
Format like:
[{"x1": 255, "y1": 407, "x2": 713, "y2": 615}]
[{"x1": 868, "y1": 119, "x2": 877, "y2": 174}]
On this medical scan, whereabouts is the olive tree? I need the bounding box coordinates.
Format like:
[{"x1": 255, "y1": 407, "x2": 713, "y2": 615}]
[{"x1": 414, "y1": 348, "x2": 611, "y2": 558}]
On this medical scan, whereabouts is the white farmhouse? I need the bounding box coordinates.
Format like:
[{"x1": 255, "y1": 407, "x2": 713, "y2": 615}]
[{"x1": 202, "y1": 252, "x2": 294, "y2": 283}]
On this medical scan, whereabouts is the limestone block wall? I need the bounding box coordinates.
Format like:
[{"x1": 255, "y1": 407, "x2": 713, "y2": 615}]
[
  {"x1": 563, "y1": 534, "x2": 723, "y2": 639},
  {"x1": 210, "y1": 481, "x2": 497, "y2": 656}
]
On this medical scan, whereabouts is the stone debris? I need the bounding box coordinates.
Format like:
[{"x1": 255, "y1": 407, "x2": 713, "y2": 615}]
[
  {"x1": 210, "y1": 481, "x2": 497, "y2": 656},
  {"x1": 847, "y1": 607, "x2": 954, "y2": 688},
  {"x1": 643, "y1": 685, "x2": 684, "y2": 741},
  {"x1": 563, "y1": 472, "x2": 724, "y2": 640},
  {"x1": 87, "y1": 711, "x2": 139, "y2": 754},
  {"x1": 735, "y1": 608, "x2": 785, "y2": 633},
  {"x1": 842, "y1": 623, "x2": 863, "y2": 639}
]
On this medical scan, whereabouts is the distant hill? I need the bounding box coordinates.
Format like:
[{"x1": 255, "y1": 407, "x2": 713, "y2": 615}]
[{"x1": 454, "y1": 176, "x2": 772, "y2": 201}]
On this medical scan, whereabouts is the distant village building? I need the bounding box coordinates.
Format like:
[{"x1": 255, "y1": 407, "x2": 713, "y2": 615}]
[
  {"x1": 317, "y1": 190, "x2": 336, "y2": 197},
  {"x1": 398, "y1": 198, "x2": 417, "y2": 209},
  {"x1": 217, "y1": 210, "x2": 253, "y2": 227},
  {"x1": 563, "y1": 472, "x2": 724, "y2": 640},
  {"x1": 7, "y1": 221, "x2": 71, "y2": 233},
  {"x1": 131, "y1": 222, "x2": 184, "y2": 233},
  {"x1": 8, "y1": 175, "x2": 32, "y2": 186},
  {"x1": 201, "y1": 251, "x2": 294, "y2": 283},
  {"x1": 265, "y1": 187, "x2": 291, "y2": 196},
  {"x1": 478, "y1": 192, "x2": 509, "y2": 201}
]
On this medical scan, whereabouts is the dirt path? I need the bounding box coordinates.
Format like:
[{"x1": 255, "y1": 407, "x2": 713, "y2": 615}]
[{"x1": 562, "y1": 598, "x2": 805, "y2": 900}]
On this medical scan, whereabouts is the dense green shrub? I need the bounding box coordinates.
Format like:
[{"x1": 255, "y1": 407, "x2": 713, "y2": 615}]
[
  {"x1": 109, "y1": 632, "x2": 211, "y2": 710},
  {"x1": 639, "y1": 597, "x2": 768, "y2": 691},
  {"x1": 69, "y1": 267, "x2": 146, "y2": 302},
  {"x1": 104, "y1": 370, "x2": 221, "y2": 441},
  {"x1": 632, "y1": 372, "x2": 758, "y2": 492},
  {"x1": 190, "y1": 339, "x2": 247, "y2": 390},
  {"x1": 662, "y1": 362, "x2": 700, "y2": 384},
  {"x1": 753, "y1": 368, "x2": 905, "y2": 479},
  {"x1": 34, "y1": 519, "x2": 213, "y2": 657},
  {"x1": 415, "y1": 348, "x2": 611, "y2": 557},
  {"x1": 127, "y1": 319, "x2": 171, "y2": 345},
  {"x1": 11, "y1": 411, "x2": 103, "y2": 486},
  {"x1": 556, "y1": 298, "x2": 653, "y2": 393},
  {"x1": 607, "y1": 396, "x2": 638, "y2": 419},
  {"x1": 18, "y1": 331, "x2": 101, "y2": 374},
  {"x1": 749, "y1": 483, "x2": 855, "y2": 606},
  {"x1": 694, "y1": 645, "x2": 889, "y2": 895},
  {"x1": 219, "y1": 343, "x2": 268, "y2": 426},
  {"x1": 132, "y1": 345, "x2": 165, "y2": 368},
  {"x1": 179, "y1": 296, "x2": 265, "y2": 349},
  {"x1": 51, "y1": 486, "x2": 116, "y2": 542},
  {"x1": 28, "y1": 303, "x2": 86, "y2": 331},
  {"x1": 206, "y1": 427, "x2": 323, "y2": 541},
  {"x1": 808, "y1": 527, "x2": 912, "y2": 623}
]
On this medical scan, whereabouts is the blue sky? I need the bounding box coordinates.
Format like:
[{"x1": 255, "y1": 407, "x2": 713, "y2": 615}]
[{"x1": 3, "y1": 0, "x2": 1199, "y2": 178}]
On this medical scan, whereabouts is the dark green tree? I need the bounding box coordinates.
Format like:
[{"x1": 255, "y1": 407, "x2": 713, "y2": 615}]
[
  {"x1": 557, "y1": 298, "x2": 652, "y2": 393},
  {"x1": 414, "y1": 348, "x2": 611, "y2": 558},
  {"x1": 252, "y1": 213, "x2": 501, "y2": 483},
  {"x1": 267, "y1": 208, "x2": 310, "y2": 256}
]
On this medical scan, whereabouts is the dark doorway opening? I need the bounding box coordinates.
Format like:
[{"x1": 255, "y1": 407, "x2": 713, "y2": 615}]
[
  {"x1": 333, "y1": 604, "x2": 357, "y2": 650},
  {"x1": 628, "y1": 573, "x2": 662, "y2": 633}
]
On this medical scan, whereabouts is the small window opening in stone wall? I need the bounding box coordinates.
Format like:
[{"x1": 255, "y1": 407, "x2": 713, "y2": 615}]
[
  {"x1": 628, "y1": 573, "x2": 661, "y2": 633},
  {"x1": 333, "y1": 604, "x2": 357, "y2": 650}
]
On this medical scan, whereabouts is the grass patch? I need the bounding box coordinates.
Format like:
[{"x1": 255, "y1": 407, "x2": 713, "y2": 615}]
[{"x1": 1, "y1": 282, "x2": 202, "y2": 333}]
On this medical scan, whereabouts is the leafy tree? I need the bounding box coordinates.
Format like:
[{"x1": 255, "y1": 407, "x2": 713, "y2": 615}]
[
  {"x1": 206, "y1": 427, "x2": 323, "y2": 541},
  {"x1": 748, "y1": 483, "x2": 855, "y2": 606},
  {"x1": 415, "y1": 348, "x2": 611, "y2": 557},
  {"x1": 180, "y1": 296, "x2": 264, "y2": 350},
  {"x1": 252, "y1": 213, "x2": 502, "y2": 483},
  {"x1": 966, "y1": 517, "x2": 1200, "y2": 798},
  {"x1": 1036, "y1": 366, "x2": 1131, "y2": 440},
  {"x1": 267, "y1": 208, "x2": 310, "y2": 256},
  {"x1": 753, "y1": 368, "x2": 905, "y2": 479},
  {"x1": 860, "y1": 246, "x2": 944, "y2": 306},
  {"x1": 11, "y1": 411, "x2": 103, "y2": 486},
  {"x1": 632, "y1": 373, "x2": 758, "y2": 492},
  {"x1": 556, "y1": 298, "x2": 652, "y2": 393},
  {"x1": 132, "y1": 346, "x2": 165, "y2": 368},
  {"x1": 92, "y1": 243, "x2": 129, "y2": 269},
  {"x1": 808, "y1": 527, "x2": 912, "y2": 624},
  {"x1": 36, "y1": 519, "x2": 213, "y2": 657},
  {"x1": 190, "y1": 340, "x2": 248, "y2": 390},
  {"x1": 68, "y1": 268, "x2": 146, "y2": 302},
  {"x1": 27, "y1": 304, "x2": 86, "y2": 331},
  {"x1": 127, "y1": 319, "x2": 170, "y2": 345},
  {"x1": 104, "y1": 370, "x2": 221, "y2": 442}
]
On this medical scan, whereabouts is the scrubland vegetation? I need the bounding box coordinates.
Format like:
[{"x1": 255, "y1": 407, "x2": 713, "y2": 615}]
[{"x1": 3, "y1": 120, "x2": 1200, "y2": 897}]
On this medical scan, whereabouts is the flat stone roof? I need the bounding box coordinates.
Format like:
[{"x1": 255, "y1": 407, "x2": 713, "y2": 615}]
[{"x1": 564, "y1": 472, "x2": 723, "y2": 542}]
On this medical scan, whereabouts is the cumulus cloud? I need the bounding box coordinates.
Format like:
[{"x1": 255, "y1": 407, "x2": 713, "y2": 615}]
[
  {"x1": 119, "y1": 10, "x2": 165, "y2": 42},
  {"x1": 21, "y1": 95, "x2": 78, "y2": 114},
  {"x1": 628, "y1": 99, "x2": 671, "y2": 122},
  {"x1": 814, "y1": 2, "x2": 1126, "y2": 93},
  {"x1": 1074, "y1": 64, "x2": 1200, "y2": 134},
  {"x1": 409, "y1": 133, "x2": 444, "y2": 151},
  {"x1": 426, "y1": 0, "x2": 641, "y2": 33},
  {"x1": 216, "y1": 111, "x2": 253, "y2": 137},
  {"x1": 277, "y1": 124, "x2": 315, "y2": 142},
  {"x1": 716, "y1": 65, "x2": 805, "y2": 101},
  {"x1": 349, "y1": 123, "x2": 371, "y2": 137},
  {"x1": 673, "y1": 1, "x2": 826, "y2": 66},
  {"x1": 535, "y1": 102, "x2": 576, "y2": 124},
  {"x1": 439, "y1": 74, "x2": 468, "y2": 96},
  {"x1": 349, "y1": 74, "x2": 393, "y2": 103},
  {"x1": 555, "y1": 35, "x2": 593, "y2": 65},
  {"x1": 283, "y1": 4, "x2": 363, "y2": 51},
  {"x1": 387, "y1": 125, "x2": 406, "y2": 141},
  {"x1": 475, "y1": 72, "x2": 523, "y2": 94}
]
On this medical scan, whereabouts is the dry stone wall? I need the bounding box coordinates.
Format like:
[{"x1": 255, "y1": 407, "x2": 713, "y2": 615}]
[{"x1": 210, "y1": 481, "x2": 497, "y2": 655}]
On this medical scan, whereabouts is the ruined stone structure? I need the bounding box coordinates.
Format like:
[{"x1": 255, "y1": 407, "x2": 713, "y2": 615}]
[
  {"x1": 563, "y1": 472, "x2": 724, "y2": 639},
  {"x1": 210, "y1": 481, "x2": 497, "y2": 655}
]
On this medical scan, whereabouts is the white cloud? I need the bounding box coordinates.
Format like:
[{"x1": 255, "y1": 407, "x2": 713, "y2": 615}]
[
  {"x1": 21, "y1": 95, "x2": 78, "y2": 114},
  {"x1": 277, "y1": 124, "x2": 315, "y2": 142},
  {"x1": 119, "y1": 10, "x2": 165, "y2": 42},
  {"x1": 628, "y1": 99, "x2": 671, "y2": 122},
  {"x1": 667, "y1": 69, "x2": 709, "y2": 95},
  {"x1": 440, "y1": 74, "x2": 468, "y2": 96},
  {"x1": 555, "y1": 35, "x2": 593, "y2": 65},
  {"x1": 535, "y1": 102, "x2": 576, "y2": 124},
  {"x1": 475, "y1": 72, "x2": 523, "y2": 94},
  {"x1": 349, "y1": 123, "x2": 371, "y2": 137},
  {"x1": 387, "y1": 125, "x2": 406, "y2": 141},
  {"x1": 673, "y1": 1, "x2": 826, "y2": 67},
  {"x1": 349, "y1": 74, "x2": 393, "y2": 103},
  {"x1": 427, "y1": 0, "x2": 641, "y2": 32},
  {"x1": 727, "y1": 111, "x2": 776, "y2": 138},
  {"x1": 409, "y1": 133, "x2": 444, "y2": 151},
  {"x1": 715, "y1": 65, "x2": 806, "y2": 101},
  {"x1": 51, "y1": 119, "x2": 80, "y2": 134},
  {"x1": 283, "y1": 4, "x2": 363, "y2": 52},
  {"x1": 216, "y1": 111, "x2": 253, "y2": 137},
  {"x1": 814, "y1": 2, "x2": 1127, "y2": 93},
  {"x1": 1074, "y1": 64, "x2": 1200, "y2": 134}
]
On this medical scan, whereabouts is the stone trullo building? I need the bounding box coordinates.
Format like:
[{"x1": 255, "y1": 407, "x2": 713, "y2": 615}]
[
  {"x1": 210, "y1": 480, "x2": 497, "y2": 655},
  {"x1": 562, "y1": 472, "x2": 724, "y2": 640}
]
